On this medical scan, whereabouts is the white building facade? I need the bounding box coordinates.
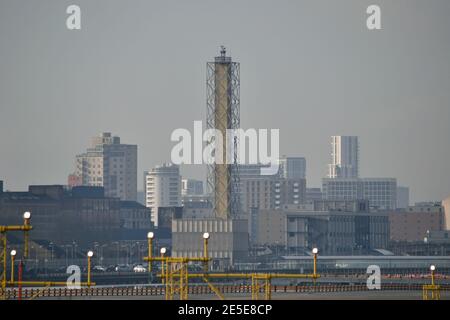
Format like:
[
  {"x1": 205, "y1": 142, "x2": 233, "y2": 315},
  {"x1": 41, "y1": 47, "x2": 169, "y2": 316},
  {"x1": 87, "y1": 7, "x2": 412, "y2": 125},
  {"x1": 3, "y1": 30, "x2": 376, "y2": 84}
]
[{"x1": 144, "y1": 163, "x2": 181, "y2": 226}]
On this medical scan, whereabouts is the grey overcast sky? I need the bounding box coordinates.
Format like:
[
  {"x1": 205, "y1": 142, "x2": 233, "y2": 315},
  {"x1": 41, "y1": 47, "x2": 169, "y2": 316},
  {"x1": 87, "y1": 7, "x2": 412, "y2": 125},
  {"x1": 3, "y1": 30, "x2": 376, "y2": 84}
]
[{"x1": 1, "y1": 0, "x2": 449, "y2": 203}]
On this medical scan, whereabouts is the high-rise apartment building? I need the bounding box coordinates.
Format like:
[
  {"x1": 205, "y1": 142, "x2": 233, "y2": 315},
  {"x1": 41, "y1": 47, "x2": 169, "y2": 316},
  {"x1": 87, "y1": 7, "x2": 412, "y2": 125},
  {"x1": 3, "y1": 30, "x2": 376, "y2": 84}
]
[
  {"x1": 144, "y1": 163, "x2": 181, "y2": 226},
  {"x1": 73, "y1": 132, "x2": 137, "y2": 201},
  {"x1": 328, "y1": 136, "x2": 359, "y2": 178}
]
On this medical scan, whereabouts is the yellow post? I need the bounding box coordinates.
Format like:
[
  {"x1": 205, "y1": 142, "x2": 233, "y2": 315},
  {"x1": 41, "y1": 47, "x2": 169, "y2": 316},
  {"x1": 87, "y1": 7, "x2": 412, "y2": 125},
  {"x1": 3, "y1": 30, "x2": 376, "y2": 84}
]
[
  {"x1": 265, "y1": 276, "x2": 271, "y2": 300},
  {"x1": 430, "y1": 265, "x2": 437, "y2": 300},
  {"x1": 203, "y1": 232, "x2": 210, "y2": 273},
  {"x1": 10, "y1": 250, "x2": 16, "y2": 283},
  {"x1": 0, "y1": 212, "x2": 33, "y2": 299},
  {"x1": 313, "y1": 254, "x2": 317, "y2": 276},
  {"x1": 160, "y1": 248, "x2": 166, "y2": 285},
  {"x1": 423, "y1": 265, "x2": 440, "y2": 300},
  {"x1": 165, "y1": 257, "x2": 170, "y2": 300},
  {"x1": 1, "y1": 233, "x2": 7, "y2": 292},
  {"x1": 87, "y1": 251, "x2": 93, "y2": 288},
  {"x1": 147, "y1": 232, "x2": 154, "y2": 273},
  {"x1": 312, "y1": 247, "x2": 318, "y2": 286},
  {"x1": 251, "y1": 275, "x2": 256, "y2": 300},
  {"x1": 23, "y1": 212, "x2": 31, "y2": 258}
]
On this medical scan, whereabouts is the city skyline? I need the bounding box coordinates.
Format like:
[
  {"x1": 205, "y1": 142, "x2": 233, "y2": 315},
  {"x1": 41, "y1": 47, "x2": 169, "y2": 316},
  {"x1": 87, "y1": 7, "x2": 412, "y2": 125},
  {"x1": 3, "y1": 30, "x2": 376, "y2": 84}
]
[
  {"x1": 1, "y1": 1, "x2": 450, "y2": 203},
  {"x1": 1, "y1": 1, "x2": 450, "y2": 303}
]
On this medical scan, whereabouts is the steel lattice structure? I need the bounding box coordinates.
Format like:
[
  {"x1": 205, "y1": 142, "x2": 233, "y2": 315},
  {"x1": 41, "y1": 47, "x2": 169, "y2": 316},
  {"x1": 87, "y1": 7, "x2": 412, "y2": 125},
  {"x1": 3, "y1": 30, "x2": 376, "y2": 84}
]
[{"x1": 206, "y1": 46, "x2": 241, "y2": 219}]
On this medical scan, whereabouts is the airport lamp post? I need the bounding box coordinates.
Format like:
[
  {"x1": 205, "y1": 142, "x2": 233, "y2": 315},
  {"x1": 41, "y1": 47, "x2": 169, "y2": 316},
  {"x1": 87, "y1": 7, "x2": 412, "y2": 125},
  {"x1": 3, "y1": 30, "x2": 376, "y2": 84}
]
[
  {"x1": 430, "y1": 265, "x2": 436, "y2": 286},
  {"x1": 10, "y1": 250, "x2": 16, "y2": 283},
  {"x1": 147, "y1": 232, "x2": 154, "y2": 272},
  {"x1": 147, "y1": 232, "x2": 154, "y2": 283},
  {"x1": 87, "y1": 250, "x2": 93, "y2": 288},
  {"x1": 312, "y1": 247, "x2": 319, "y2": 285},
  {"x1": 203, "y1": 232, "x2": 210, "y2": 272},
  {"x1": 160, "y1": 247, "x2": 166, "y2": 285},
  {"x1": 23, "y1": 212, "x2": 31, "y2": 258},
  {"x1": 312, "y1": 248, "x2": 318, "y2": 276}
]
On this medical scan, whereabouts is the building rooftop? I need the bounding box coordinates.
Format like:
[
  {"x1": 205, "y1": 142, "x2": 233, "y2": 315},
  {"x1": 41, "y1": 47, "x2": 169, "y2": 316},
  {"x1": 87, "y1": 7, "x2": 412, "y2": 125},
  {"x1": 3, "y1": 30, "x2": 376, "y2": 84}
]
[{"x1": 120, "y1": 201, "x2": 148, "y2": 209}]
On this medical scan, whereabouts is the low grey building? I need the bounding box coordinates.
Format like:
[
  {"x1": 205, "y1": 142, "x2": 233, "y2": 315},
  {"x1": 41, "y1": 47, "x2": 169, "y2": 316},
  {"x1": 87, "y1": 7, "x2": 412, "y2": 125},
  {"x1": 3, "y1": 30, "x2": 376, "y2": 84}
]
[
  {"x1": 252, "y1": 207, "x2": 389, "y2": 255},
  {"x1": 172, "y1": 218, "x2": 249, "y2": 266}
]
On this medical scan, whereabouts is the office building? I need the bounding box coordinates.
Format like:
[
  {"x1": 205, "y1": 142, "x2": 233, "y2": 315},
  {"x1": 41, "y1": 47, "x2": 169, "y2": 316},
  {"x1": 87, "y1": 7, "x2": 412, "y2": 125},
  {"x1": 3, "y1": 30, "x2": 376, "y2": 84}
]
[
  {"x1": 306, "y1": 188, "x2": 323, "y2": 201},
  {"x1": 389, "y1": 202, "x2": 445, "y2": 242},
  {"x1": 183, "y1": 195, "x2": 213, "y2": 219},
  {"x1": 279, "y1": 156, "x2": 306, "y2": 179},
  {"x1": 241, "y1": 177, "x2": 306, "y2": 214},
  {"x1": 181, "y1": 179, "x2": 204, "y2": 196},
  {"x1": 119, "y1": 201, "x2": 153, "y2": 239},
  {"x1": 322, "y1": 178, "x2": 397, "y2": 210},
  {"x1": 0, "y1": 184, "x2": 153, "y2": 245},
  {"x1": 252, "y1": 207, "x2": 389, "y2": 255}
]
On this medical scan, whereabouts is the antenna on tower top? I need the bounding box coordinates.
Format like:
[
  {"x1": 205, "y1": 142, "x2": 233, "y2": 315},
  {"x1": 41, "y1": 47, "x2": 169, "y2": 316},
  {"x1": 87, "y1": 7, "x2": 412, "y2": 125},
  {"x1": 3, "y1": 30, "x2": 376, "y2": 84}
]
[{"x1": 220, "y1": 45, "x2": 226, "y2": 57}]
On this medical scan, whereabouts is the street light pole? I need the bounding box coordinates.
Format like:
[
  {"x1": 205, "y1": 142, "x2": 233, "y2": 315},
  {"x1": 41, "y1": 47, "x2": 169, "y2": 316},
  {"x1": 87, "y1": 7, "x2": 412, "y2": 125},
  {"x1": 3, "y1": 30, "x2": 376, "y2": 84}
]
[
  {"x1": 203, "y1": 232, "x2": 210, "y2": 272},
  {"x1": 147, "y1": 232, "x2": 155, "y2": 284},
  {"x1": 312, "y1": 247, "x2": 319, "y2": 285},
  {"x1": 23, "y1": 212, "x2": 31, "y2": 258},
  {"x1": 10, "y1": 250, "x2": 16, "y2": 283},
  {"x1": 430, "y1": 265, "x2": 436, "y2": 286},
  {"x1": 87, "y1": 251, "x2": 93, "y2": 288}
]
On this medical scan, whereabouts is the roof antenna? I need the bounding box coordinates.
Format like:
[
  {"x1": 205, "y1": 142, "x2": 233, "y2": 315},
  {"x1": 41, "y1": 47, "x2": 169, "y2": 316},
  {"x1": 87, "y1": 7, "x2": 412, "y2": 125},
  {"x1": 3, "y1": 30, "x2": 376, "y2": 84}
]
[{"x1": 220, "y1": 45, "x2": 226, "y2": 57}]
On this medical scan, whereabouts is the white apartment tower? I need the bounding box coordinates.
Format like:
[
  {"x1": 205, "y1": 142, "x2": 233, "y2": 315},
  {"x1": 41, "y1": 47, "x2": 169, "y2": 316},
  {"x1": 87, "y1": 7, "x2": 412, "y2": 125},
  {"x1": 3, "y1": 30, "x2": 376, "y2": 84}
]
[
  {"x1": 328, "y1": 136, "x2": 359, "y2": 179},
  {"x1": 144, "y1": 163, "x2": 181, "y2": 226},
  {"x1": 75, "y1": 132, "x2": 137, "y2": 201}
]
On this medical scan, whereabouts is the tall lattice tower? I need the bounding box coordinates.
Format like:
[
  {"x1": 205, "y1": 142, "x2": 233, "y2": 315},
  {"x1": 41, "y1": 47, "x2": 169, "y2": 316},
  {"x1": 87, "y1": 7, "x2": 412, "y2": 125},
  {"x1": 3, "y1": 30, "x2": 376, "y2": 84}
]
[{"x1": 206, "y1": 46, "x2": 241, "y2": 219}]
